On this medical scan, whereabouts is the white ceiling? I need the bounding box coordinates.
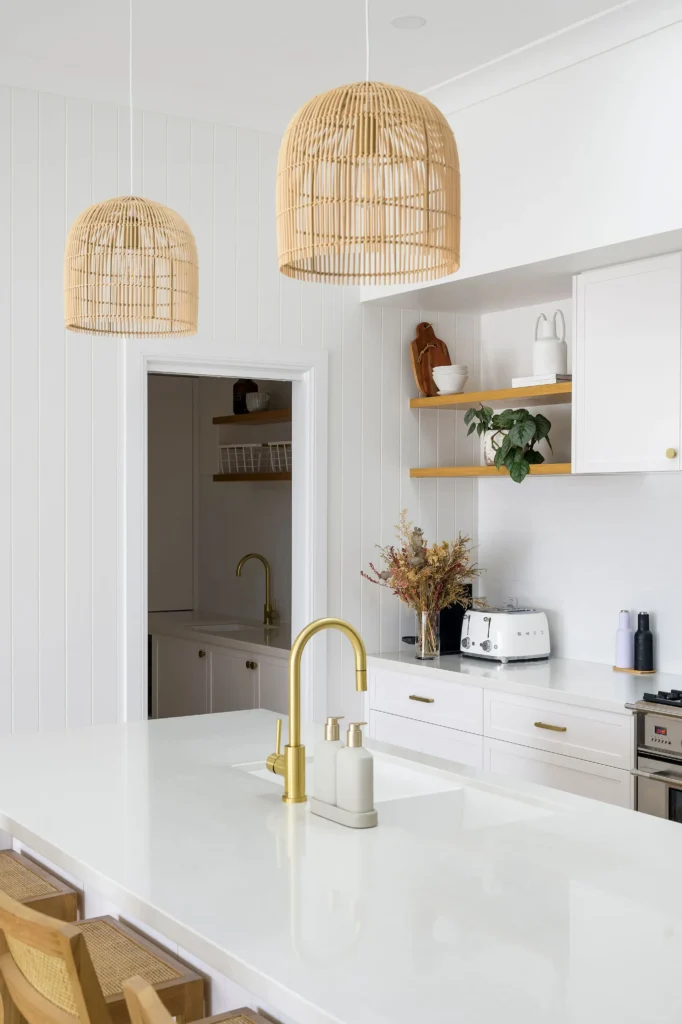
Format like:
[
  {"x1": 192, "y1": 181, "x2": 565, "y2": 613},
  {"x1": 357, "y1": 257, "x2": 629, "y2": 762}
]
[{"x1": 1, "y1": 0, "x2": 629, "y2": 133}]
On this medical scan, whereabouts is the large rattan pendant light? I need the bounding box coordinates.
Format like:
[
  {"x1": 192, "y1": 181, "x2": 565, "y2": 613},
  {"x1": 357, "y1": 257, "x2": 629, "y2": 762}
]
[
  {"x1": 64, "y1": 0, "x2": 198, "y2": 336},
  {"x1": 276, "y1": 0, "x2": 460, "y2": 285}
]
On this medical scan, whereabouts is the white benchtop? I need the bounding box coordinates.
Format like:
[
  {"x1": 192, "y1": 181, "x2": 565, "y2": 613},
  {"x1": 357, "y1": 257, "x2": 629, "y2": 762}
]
[
  {"x1": 1, "y1": 710, "x2": 682, "y2": 1024},
  {"x1": 367, "y1": 651, "x2": 674, "y2": 713},
  {"x1": 148, "y1": 611, "x2": 290, "y2": 657}
]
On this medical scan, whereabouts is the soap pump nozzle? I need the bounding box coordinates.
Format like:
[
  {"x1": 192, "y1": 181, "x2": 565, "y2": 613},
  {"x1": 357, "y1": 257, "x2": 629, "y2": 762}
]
[
  {"x1": 347, "y1": 722, "x2": 367, "y2": 748},
  {"x1": 324, "y1": 716, "x2": 344, "y2": 741}
]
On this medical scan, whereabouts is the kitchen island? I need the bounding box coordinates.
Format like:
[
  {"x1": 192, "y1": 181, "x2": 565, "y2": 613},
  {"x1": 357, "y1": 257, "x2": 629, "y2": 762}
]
[{"x1": 0, "y1": 709, "x2": 681, "y2": 1024}]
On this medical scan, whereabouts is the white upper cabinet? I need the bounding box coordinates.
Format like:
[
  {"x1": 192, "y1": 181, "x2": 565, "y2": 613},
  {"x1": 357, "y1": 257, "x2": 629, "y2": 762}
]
[{"x1": 573, "y1": 253, "x2": 682, "y2": 474}]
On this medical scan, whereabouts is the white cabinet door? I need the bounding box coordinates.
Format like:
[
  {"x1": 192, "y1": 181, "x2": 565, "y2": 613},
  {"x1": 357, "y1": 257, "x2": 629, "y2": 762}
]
[
  {"x1": 574, "y1": 253, "x2": 682, "y2": 473},
  {"x1": 369, "y1": 710, "x2": 483, "y2": 768},
  {"x1": 209, "y1": 649, "x2": 258, "y2": 713},
  {"x1": 258, "y1": 654, "x2": 288, "y2": 714},
  {"x1": 484, "y1": 738, "x2": 632, "y2": 808},
  {"x1": 154, "y1": 635, "x2": 208, "y2": 718}
]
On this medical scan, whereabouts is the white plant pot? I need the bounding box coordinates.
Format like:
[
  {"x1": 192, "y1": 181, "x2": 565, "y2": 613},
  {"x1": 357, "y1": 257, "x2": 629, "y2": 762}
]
[{"x1": 482, "y1": 429, "x2": 508, "y2": 467}]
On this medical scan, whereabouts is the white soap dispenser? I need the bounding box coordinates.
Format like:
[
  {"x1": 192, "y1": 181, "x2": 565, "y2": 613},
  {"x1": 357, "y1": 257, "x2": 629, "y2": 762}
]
[
  {"x1": 314, "y1": 716, "x2": 344, "y2": 805},
  {"x1": 336, "y1": 722, "x2": 374, "y2": 814}
]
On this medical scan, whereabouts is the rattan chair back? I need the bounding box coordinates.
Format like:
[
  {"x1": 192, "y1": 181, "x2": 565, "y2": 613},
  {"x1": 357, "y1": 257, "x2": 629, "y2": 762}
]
[{"x1": 0, "y1": 891, "x2": 111, "y2": 1024}]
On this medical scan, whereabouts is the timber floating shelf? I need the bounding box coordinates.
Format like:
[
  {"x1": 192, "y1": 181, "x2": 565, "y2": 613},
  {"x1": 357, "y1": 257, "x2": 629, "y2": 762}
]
[
  {"x1": 410, "y1": 382, "x2": 572, "y2": 410},
  {"x1": 213, "y1": 409, "x2": 292, "y2": 426},
  {"x1": 213, "y1": 472, "x2": 292, "y2": 483},
  {"x1": 410, "y1": 463, "x2": 572, "y2": 479}
]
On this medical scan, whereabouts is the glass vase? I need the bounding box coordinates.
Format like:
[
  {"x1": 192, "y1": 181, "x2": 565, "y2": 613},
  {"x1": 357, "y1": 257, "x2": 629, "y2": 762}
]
[{"x1": 416, "y1": 609, "x2": 440, "y2": 660}]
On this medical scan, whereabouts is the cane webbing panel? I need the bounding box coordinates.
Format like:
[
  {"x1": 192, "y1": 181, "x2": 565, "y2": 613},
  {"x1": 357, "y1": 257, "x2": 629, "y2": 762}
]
[
  {"x1": 0, "y1": 853, "x2": 60, "y2": 902},
  {"x1": 79, "y1": 920, "x2": 180, "y2": 998},
  {"x1": 6, "y1": 936, "x2": 78, "y2": 1015}
]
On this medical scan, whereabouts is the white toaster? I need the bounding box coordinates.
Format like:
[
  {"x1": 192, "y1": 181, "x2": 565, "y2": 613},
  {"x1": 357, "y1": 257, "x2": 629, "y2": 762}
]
[{"x1": 460, "y1": 608, "x2": 550, "y2": 663}]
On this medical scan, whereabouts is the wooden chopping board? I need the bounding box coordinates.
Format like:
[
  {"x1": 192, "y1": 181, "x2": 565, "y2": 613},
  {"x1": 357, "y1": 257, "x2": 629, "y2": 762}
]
[{"x1": 410, "y1": 322, "x2": 451, "y2": 397}]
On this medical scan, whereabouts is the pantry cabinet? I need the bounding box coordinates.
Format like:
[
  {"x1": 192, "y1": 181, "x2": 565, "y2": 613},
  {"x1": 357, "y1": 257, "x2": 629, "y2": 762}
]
[
  {"x1": 573, "y1": 253, "x2": 682, "y2": 474},
  {"x1": 210, "y1": 648, "x2": 258, "y2": 713},
  {"x1": 153, "y1": 635, "x2": 208, "y2": 718}
]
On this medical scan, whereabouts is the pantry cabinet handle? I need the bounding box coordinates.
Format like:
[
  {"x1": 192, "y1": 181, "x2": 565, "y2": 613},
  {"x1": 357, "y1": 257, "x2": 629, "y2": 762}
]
[
  {"x1": 198, "y1": 650, "x2": 206, "y2": 658},
  {"x1": 409, "y1": 695, "x2": 435, "y2": 704},
  {"x1": 534, "y1": 721, "x2": 566, "y2": 732}
]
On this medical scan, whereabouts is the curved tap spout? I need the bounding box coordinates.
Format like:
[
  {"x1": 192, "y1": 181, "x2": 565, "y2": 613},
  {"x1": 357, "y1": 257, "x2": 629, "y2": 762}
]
[
  {"x1": 267, "y1": 617, "x2": 367, "y2": 804},
  {"x1": 236, "y1": 553, "x2": 275, "y2": 626}
]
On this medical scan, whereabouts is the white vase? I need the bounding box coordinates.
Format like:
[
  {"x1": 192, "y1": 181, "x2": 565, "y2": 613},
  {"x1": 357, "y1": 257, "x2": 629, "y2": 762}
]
[{"x1": 482, "y1": 429, "x2": 508, "y2": 467}]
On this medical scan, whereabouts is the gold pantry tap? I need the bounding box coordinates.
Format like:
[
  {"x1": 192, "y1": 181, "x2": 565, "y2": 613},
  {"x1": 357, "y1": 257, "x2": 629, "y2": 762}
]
[
  {"x1": 266, "y1": 618, "x2": 367, "y2": 804},
  {"x1": 236, "y1": 552, "x2": 277, "y2": 627}
]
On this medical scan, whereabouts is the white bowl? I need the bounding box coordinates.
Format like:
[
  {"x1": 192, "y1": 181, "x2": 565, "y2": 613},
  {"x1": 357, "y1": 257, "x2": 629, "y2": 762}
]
[
  {"x1": 246, "y1": 392, "x2": 270, "y2": 412},
  {"x1": 432, "y1": 367, "x2": 468, "y2": 394}
]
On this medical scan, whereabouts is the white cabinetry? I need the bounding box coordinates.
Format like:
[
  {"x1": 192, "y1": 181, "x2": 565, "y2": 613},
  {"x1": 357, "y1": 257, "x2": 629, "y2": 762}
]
[
  {"x1": 574, "y1": 253, "x2": 682, "y2": 473},
  {"x1": 258, "y1": 654, "x2": 288, "y2": 715},
  {"x1": 369, "y1": 710, "x2": 483, "y2": 768},
  {"x1": 153, "y1": 635, "x2": 208, "y2": 718},
  {"x1": 210, "y1": 649, "x2": 258, "y2": 713},
  {"x1": 484, "y1": 738, "x2": 632, "y2": 808}
]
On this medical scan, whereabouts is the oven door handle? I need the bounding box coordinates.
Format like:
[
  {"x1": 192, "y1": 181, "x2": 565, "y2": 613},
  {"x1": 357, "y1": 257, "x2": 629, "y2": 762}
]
[{"x1": 632, "y1": 768, "x2": 682, "y2": 787}]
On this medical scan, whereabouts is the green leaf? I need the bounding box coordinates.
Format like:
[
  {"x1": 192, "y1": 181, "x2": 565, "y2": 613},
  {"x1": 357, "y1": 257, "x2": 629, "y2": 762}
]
[
  {"x1": 508, "y1": 419, "x2": 536, "y2": 448},
  {"x1": 509, "y1": 459, "x2": 529, "y2": 484},
  {"x1": 477, "y1": 423, "x2": 484, "y2": 437},
  {"x1": 464, "y1": 408, "x2": 476, "y2": 426},
  {"x1": 467, "y1": 422, "x2": 476, "y2": 436},
  {"x1": 483, "y1": 406, "x2": 494, "y2": 418},
  {"x1": 494, "y1": 445, "x2": 506, "y2": 470},
  {"x1": 495, "y1": 409, "x2": 517, "y2": 429},
  {"x1": 534, "y1": 413, "x2": 552, "y2": 441},
  {"x1": 524, "y1": 449, "x2": 545, "y2": 464}
]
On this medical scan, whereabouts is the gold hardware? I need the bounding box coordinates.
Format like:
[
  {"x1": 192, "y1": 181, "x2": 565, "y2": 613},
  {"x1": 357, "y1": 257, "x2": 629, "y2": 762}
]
[
  {"x1": 236, "y1": 553, "x2": 277, "y2": 626},
  {"x1": 266, "y1": 718, "x2": 284, "y2": 775},
  {"x1": 666, "y1": 448, "x2": 678, "y2": 459},
  {"x1": 534, "y1": 721, "x2": 567, "y2": 732},
  {"x1": 198, "y1": 650, "x2": 206, "y2": 658},
  {"x1": 245, "y1": 660, "x2": 258, "y2": 670},
  {"x1": 347, "y1": 722, "x2": 366, "y2": 748},
  {"x1": 409, "y1": 695, "x2": 434, "y2": 703},
  {"x1": 324, "y1": 716, "x2": 344, "y2": 741},
  {"x1": 266, "y1": 618, "x2": 368, "y2": 804}
]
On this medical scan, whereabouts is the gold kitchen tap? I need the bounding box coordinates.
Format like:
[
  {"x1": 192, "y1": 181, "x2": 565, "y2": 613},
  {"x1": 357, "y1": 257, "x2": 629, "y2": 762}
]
[
  {"x1": 236, "y1": 553, "x2": 277, "y2": 627},
  {"x1": 266, "y1": 618, "x2": 367, "y2": 804}
]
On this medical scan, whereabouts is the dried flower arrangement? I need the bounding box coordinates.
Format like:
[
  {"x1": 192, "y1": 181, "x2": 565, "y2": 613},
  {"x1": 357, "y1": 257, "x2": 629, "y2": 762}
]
[{"x1": 361, "y1": 512, "x2": 482, "y2": 658}]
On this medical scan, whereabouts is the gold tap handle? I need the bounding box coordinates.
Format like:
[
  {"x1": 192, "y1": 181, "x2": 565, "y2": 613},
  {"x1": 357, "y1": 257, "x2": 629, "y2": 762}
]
[{"x1": 275, "y1": 718, "x2": 282, "y2": 756}]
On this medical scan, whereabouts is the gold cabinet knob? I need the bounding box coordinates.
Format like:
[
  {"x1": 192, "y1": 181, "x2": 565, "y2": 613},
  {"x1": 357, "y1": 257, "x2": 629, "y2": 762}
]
[{"x1": 666, "y1": 448, "x2": 678, "y2": 459}]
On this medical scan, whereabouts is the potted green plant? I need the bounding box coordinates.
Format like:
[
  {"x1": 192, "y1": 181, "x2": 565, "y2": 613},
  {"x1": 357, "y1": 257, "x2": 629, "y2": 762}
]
[{"x1": 464, "y1": 405, "x2": 553, "y2": 483}]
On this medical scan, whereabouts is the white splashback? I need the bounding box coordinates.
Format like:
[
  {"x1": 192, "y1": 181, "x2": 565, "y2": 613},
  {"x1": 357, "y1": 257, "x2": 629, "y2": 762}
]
[
  {"x1": 477, "y1": 299, "x2": 682, "y2": 672},
  {"x1": 0, "y1": 82, "x2": 476, "y2": 732}
]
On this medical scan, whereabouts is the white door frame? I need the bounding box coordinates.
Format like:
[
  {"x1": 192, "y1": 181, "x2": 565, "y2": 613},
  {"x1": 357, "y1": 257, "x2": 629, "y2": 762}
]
[{"x1": 122, "y1": 339, "x2": 329, "y2": 726}]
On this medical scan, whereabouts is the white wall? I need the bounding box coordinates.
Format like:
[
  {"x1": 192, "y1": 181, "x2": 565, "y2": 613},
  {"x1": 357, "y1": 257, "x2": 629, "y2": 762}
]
[
  {"x1": 477, "y1": 298, "x2": 682, "y2": 673},
  {"x1": 0, "y1": 81, "x2": 478, "y2": 732}
]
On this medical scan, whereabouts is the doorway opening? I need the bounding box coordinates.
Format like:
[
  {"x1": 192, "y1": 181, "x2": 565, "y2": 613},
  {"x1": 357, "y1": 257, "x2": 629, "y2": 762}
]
[{"x1": 147, "y1": 373, "x2": 292, "y2": 720}]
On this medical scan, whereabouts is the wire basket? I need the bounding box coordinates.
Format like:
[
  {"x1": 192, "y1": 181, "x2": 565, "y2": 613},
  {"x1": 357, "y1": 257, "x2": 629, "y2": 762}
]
[
  {"x1": 266, "y1": 442, "x2": 292, "y2": 473},
  {"x1": 219, "y1": 444, "x2": 264, "y2": 474}
]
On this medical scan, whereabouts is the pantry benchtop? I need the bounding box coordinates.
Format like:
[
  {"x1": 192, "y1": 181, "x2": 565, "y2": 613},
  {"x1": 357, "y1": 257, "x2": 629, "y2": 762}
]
[
  {"x1": 1, "y1": 709, "x2": 682, "y2": 1024},
  {"x1": 367, "y1": 651, "x2": 675, "y2": 713}
]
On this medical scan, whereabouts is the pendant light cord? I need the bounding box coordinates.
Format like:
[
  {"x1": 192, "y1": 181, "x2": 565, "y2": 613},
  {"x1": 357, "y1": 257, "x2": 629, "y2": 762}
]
[
  {"x1": 129, "y1": 0, "x2": 134, "y2": 194},
  {"x1": 365, "y1": 0, "x2": 370, "y2": 81}
]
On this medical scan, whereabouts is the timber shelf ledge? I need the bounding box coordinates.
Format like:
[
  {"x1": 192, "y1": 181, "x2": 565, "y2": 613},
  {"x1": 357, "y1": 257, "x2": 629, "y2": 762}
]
[
  {"x1": 213, "y1": 472, "x2": 292, "y2": 482},
  {"x1": 410, "y1": 463, "x2": 572, "y2": 479},
  {"x1": 410, "y1": 382, "x2": 572, "y2": 410},
  {"x1": 212, "y1": 409, "x2": 292, "y2": 426}
]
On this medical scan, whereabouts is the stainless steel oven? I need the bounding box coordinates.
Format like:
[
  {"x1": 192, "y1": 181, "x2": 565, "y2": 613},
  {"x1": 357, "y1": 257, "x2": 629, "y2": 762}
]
[{"x1": 627, "y1": 699, "x2": 682, "y2": 822}]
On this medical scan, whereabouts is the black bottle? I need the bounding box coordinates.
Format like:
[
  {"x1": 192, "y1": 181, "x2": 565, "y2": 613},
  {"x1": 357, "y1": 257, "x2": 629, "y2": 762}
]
[{"x1": 634, "y1": 612, "x2": 654, "y2": 672}]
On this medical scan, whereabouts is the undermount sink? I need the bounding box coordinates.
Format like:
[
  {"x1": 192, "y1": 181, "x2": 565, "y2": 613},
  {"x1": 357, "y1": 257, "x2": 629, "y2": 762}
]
[
  {"x1": 237, "y1": 753, "x2": 463, "y2": 804},
  {"x1": 189, "y1": 624, "x2": 245, "y2": 634}
]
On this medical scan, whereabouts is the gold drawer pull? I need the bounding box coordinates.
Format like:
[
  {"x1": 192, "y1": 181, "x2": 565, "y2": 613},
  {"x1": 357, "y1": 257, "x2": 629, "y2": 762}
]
[
  {"x1": 409, "y1": 695, "x2": 435, "y2": 704},
  {"x1": 534, "y1": 721, "x2": 566, "y2": 732}
]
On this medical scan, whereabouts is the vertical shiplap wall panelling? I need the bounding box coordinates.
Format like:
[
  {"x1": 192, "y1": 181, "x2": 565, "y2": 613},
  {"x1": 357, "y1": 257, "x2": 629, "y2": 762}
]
[
  {"x1": 454, "y1": 314, "x2": 478, "y2": 552},
  {"x1": 38, "y1": 92, "x2": 67, "y2": 730},
  {"x1": 398, "y1": 310, "x2": 421, "y2": 638},
  {"x1": 360, "y1": 305, "x2": 382, "y2": 655},
  {"x1": 235, "y1": 130, "x2": 259, "y2": 343},
  {"x1": 324, "y1": 286, "x2": 344, "y2": 708},
  {"x1": 379, "y1": 308, "x2": 402, "y2": 651},
  {"x1": 65, "y1": 97, "x2": 93, "y2": 728},
  {"x1": 417, "y1": 309, "x2": 439, "y2": 545},
  {"x1": 257, "y1": 134, "x2": 280, "y2": 346},
  {"x1": 12, "y1": 90, "x2": 40, "y2": 733},
  {"x1": 0, "y1": 88, "x2": 11, "y2": 733},
  {"x1": 91, "y1": 103, "x2": 120, "y2": 725},
  {"x1": 141, "y1": 112, "x2": 167, "y2": 201},
  {"x1": 213, "y1": 125, "x2": 237, "y2": 345},
  {"x1": 190, "y1": 120, "x2": 215, "y2": 339},
  {"x1": 434, "y1": 313, "x2": 456, "y2": 542}
]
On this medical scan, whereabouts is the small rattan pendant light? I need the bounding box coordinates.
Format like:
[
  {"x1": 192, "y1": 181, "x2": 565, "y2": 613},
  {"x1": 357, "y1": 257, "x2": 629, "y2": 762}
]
[
  {"x1": 64, "y1": 0, "x2": 198, "y2": 336},
  {"x1": 276, "y1": 1, "x2": 460, "y2": 286}
]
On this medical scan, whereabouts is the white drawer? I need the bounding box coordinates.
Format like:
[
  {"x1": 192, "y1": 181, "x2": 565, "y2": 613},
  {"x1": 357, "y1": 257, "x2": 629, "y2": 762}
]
[
  {"x1": 484, "y1": 689, "x2": 633, "y2": 770},
  {"x1": 369, "y1": 667, "x2": 483, "y2": 735},
  {"x1": 484, "y1": 738, "x2": 632, "y2": 808},
  {"x1": 370, "y1": 710, "x2": 483, "y2": 768}
]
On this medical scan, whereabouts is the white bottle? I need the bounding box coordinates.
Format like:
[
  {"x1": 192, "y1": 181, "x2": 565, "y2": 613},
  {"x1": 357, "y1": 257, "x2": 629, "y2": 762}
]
[
  {"x1": 615, "y1": 609, "x2": 634, "y2": 669},
  {"x1": 313, "y1": 716, "x2": 344, "y2": 805},
  {"x1": 336, "y1": 722, "x2": 374, "y2": 814}
]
